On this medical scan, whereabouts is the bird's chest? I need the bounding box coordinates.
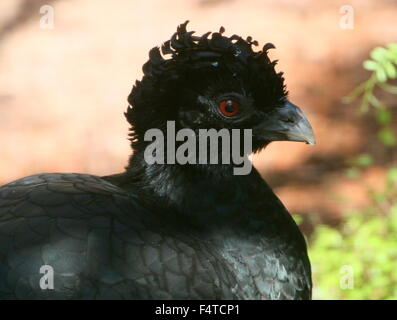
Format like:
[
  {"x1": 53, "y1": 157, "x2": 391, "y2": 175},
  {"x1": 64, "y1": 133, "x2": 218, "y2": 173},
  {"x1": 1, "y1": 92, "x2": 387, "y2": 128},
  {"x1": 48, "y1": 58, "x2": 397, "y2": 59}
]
[
  {"x1": 203, "y1": 226, "x2": 305, "y2": 300},
  {"x1": 108, "y1": 213, "x2": 309, "y2": 299},
  {"x1": 112, "y1": 185, "x2": 310, "y2": 299}
]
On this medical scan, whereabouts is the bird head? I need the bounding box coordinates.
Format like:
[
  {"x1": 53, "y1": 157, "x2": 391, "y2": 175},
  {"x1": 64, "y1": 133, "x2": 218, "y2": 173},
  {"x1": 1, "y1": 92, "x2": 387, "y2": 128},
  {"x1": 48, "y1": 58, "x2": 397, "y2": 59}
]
[{"x1": 125, "y1": 21, "x2": 315, "y2": 158}]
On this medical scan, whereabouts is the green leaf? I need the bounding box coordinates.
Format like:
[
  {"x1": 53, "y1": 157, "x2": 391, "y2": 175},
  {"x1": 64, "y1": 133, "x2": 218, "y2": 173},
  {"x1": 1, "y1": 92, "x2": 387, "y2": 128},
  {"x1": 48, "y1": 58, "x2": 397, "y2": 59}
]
[
  {"x1": 345, "y1": 167, "x2": 361, "y2": 179},
  {"x1": 387, "y1": 43, "x2": 397, "y2": 52},
  {"x1": 378, "y1": 127, "x2": 396, "y2": 146},
  {"x1": 363, "y1": 60, "x2": 379, "y2": 71},
  {"x1": 383, "y1": 61, "x2": 397, "y2": 78},
  {"x1": 354, "y1": 154, "x2": 373, "y2": 167},
  {"x1": 360, "y1": 89, "x2": 374, "y2": 112},
  {"x1": 376, "y1": 67, "x2": 387, "y2": 82},
  {"x1": 359, "y1": 99, "x2": 370, "y2": 113},
  {"x1": 391, "y1": 202, "x2": 397, "y2": 213},
  {"x1": 386, "y1": 43, "x2": 397, "y2": 62},
  {"x1": 369, "y1": 94, "x2": 384, "y2": 108},
  {"x1": 376, "y1": 108, "x2": 392, "y2": 125},
  {"x1": 370, "y1": 47, "x2": 388, "y2": 62},
  {"x1": 387, "y1": 167, "x2": 397, "y2": 183},
  {"x1": 379, "y1": 82, "x2": 397, "y2": 94}
]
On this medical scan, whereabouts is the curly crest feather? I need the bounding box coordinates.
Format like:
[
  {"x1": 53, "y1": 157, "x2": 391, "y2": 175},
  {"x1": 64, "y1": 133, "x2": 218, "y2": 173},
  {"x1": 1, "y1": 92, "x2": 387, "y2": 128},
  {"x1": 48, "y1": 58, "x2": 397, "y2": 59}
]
[
  {"x1": 125, "y1": 21, "x2": 287, "y2": 151},
  {"x1": 141, "y1": 20, "x2": 277, "y2": 78}
]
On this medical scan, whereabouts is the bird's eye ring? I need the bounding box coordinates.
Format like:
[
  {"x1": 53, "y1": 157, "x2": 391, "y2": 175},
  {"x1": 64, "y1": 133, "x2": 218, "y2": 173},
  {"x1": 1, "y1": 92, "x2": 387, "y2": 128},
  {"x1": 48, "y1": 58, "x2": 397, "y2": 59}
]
[{"x1": 218, "y1": 100, "x2": 239, "y2": 117}]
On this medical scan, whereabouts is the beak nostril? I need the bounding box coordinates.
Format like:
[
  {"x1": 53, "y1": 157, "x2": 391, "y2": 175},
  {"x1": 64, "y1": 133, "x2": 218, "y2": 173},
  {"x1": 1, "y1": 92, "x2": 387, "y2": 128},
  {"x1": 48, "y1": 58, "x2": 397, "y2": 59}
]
[{"x1": 281, "y1": 118, "x2": 294, "y2": 124}]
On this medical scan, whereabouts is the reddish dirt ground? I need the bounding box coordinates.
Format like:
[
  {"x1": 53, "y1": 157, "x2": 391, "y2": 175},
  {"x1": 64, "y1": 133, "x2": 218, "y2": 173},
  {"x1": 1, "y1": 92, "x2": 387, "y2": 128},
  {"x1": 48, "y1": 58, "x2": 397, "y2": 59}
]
[{"x1": 1, "y1": 0, "x2": 396, "y2": 228}]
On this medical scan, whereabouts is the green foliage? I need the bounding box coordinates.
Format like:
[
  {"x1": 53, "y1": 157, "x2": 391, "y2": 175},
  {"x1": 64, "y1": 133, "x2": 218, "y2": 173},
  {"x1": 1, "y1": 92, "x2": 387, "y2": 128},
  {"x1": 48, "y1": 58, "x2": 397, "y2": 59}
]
[
  {"x1": 343, "y1": 43, "x2": 397, "y2": 147},
  {"x1": 308, "y1": 44, "x2": 397, "y2": 299},
  {"x1": 309, "y1": 167, "x2": 397, "y2": 300},
  {"x1": 344, "y1": 154, "x2": 373, "y2": 179}
]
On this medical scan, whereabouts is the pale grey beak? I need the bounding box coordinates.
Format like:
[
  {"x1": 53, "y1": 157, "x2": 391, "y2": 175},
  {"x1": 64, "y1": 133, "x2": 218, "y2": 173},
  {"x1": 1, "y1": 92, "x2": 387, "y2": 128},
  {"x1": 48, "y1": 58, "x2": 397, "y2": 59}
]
[{"x1": 254, "y1": 100, "x2": 316, "y2": 145}]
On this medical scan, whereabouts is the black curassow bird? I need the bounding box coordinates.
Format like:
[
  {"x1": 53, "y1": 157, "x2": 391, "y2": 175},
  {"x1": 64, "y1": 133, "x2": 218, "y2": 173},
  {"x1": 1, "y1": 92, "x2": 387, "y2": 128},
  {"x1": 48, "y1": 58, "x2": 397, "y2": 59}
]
[{"x1": 0, "y1": 21, "x2": 315, "y2": 299}]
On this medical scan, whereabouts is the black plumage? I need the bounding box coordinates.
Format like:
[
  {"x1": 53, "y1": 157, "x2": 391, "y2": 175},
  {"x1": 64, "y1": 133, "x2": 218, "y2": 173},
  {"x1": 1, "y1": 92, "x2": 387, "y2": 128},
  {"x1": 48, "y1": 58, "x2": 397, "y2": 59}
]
[{"x1": 0, "y1": 21, "x2": 314, "y2": 299}]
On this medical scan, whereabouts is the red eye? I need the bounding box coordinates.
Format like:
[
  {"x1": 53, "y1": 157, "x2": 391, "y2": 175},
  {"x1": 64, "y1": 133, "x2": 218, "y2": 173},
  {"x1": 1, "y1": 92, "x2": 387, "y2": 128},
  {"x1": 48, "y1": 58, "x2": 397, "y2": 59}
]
[{"x1": 219, "y1": 100, "x2": 239, "y2": 117}]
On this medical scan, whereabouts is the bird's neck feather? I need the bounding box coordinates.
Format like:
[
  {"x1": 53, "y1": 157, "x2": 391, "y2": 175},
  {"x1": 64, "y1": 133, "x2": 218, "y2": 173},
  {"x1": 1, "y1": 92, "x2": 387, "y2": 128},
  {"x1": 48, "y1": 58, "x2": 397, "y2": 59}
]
[{"x1": 125, "y1": 150, "x2": 282, "y2": 224}]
